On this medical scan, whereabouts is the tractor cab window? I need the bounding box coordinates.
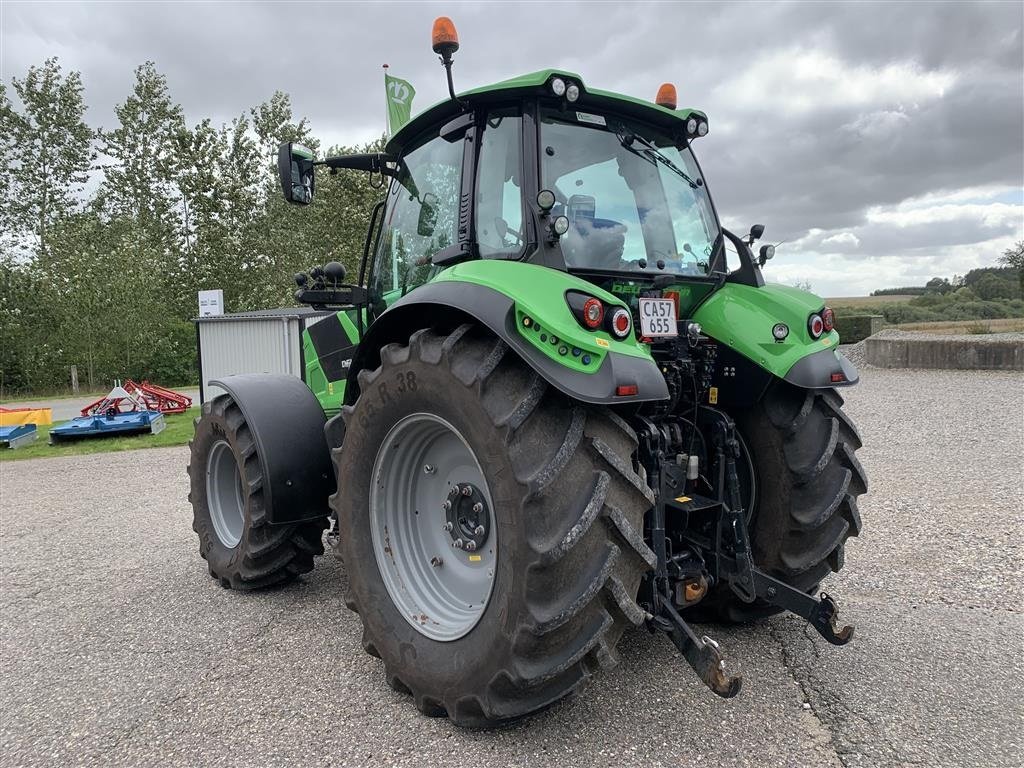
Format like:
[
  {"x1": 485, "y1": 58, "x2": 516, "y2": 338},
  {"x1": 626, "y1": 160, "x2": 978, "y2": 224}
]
[
  {"x1": 540, "y1": 110, "x2": 721, "y2": 277},
  {"x1": 475, "y1": 109, "x2": 524, "y2": 258},
  {"x1": 371, "y1": 132, "x2": 463, "y2": 305}
]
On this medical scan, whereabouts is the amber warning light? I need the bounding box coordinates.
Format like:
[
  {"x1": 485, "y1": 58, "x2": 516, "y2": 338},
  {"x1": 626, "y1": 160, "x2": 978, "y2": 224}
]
[
  {"x1": 432, "y1": 16, "x2": 460, "y2": 57},
  {"x1": 655, "y1": 83, "x2": 677, "y2": 110}
]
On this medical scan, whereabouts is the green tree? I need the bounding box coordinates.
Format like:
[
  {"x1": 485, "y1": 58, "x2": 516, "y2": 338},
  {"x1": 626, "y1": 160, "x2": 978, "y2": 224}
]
[
  {"x1": 1, "y1": 59, "x2": 94, "y2": 256},
  {"x1": 98, "y1": 61, "x2": 185, "y2": 246},
  {"x1": 974, "y1": 273, "x2": 1015, "y2": 300},
  {"x1": 999, "y1": 240, "x2": 1024, "y2": 296}
]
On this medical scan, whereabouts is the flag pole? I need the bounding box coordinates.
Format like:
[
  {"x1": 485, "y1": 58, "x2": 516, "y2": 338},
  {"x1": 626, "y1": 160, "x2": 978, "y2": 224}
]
[{"x1": 382, "y1": 63, "x2": 390, "y2": 140}]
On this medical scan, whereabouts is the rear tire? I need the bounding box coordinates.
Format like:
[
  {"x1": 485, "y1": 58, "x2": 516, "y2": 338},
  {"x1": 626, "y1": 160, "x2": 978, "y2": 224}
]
[
  {"x1": 331, "y1": 324, "x2": 656, "y2": 727},
  {"x1": 688, "y1": 380, "x2": 867, "y2": 622},
  {"x1": 188, "y1": 394, "x2": 327, "y2": 590}
]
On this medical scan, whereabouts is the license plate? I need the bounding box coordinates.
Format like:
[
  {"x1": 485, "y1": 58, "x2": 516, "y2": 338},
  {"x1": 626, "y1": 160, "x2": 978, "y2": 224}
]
[{"x1": 639, "y1": 298, "x2": 678, "y2": 337}]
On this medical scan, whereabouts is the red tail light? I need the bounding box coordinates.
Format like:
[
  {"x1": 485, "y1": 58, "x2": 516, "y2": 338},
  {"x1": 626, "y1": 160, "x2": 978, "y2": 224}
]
[
  {"x1": 610, "y1": 308, "x2": 632, "y2": 338},
  {"x1": 822, "y1": 307, "x2": 835, "y2": 332},
  {"x1": 616, "y1": 384, "x2": 639, "y2": 396},
  {"x1": 582, "y1": 297, "x2": 604, "y2": 329},
  {"x1": 808, "y1": 313, "x2": 824, "y2": 339}
]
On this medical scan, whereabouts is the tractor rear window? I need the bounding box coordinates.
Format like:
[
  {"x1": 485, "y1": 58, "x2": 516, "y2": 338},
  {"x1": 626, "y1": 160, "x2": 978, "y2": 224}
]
[{"x1": 541, "y1": 111, "x2": 721, "y2": 277}]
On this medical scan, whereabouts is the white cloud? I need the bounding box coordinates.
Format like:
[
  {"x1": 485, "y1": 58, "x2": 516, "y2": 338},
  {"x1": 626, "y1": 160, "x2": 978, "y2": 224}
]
[
  {"x1": 717, "y1": 49, "x2": 957, "y2": 114},
  {"x1": 865, "y1": 201, "x2": 1023, "y2": 228},
  {"x1": 821, "y1": 232, "x2": 861, "y2": 247},
  {"x1": 842, "y1": 109, "x2": 911, "y2": 140}
]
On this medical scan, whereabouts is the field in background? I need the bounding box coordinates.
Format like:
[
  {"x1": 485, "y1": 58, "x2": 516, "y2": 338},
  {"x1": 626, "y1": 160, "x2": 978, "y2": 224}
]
[
  {"x1": 826, "y1": 295, "x2": 916, "y2": 308},
  {"x1": 0, "y1": 408, "x2": 197, "y2": 462}
]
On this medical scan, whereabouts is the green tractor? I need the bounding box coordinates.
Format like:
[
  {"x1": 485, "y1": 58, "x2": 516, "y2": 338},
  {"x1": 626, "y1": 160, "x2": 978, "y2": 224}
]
[{"x1": 188, "y1": 18, "x2": 866, "y2": 726}]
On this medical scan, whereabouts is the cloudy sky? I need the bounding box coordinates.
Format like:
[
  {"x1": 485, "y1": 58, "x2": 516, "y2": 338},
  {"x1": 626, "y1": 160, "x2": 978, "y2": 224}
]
[{"x1": 3, "y1": 0, "x2": 1022, "y2": 295}]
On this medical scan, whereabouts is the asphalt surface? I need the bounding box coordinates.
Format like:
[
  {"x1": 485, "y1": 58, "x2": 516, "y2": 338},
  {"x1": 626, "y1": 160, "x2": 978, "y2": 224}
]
[
  {"x1": 1, "y1": 368, "x2": 1021, "y2": 767},
  {"x1": 0, "y1": 389, "x2": 201, "y2": 422}
]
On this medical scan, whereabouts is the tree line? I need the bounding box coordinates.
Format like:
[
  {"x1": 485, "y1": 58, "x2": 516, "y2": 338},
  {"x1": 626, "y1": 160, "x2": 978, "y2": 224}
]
[{"x1": 1, "y1": 58, "x2": 384, "y2": 397}]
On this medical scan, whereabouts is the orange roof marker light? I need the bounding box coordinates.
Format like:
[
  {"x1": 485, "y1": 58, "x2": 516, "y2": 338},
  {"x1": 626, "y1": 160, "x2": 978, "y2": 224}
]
[
  {"x1": 655, "y1": 83, "x2": 677, "y2": 110},
  {"x1": 432, "y1": 16, "x2": 460, "y2": 58}
]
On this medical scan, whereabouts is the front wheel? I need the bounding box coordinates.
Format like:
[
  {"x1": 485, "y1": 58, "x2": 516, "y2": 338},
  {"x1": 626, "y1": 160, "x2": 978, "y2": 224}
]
[
  {"x1": 330, "y1": 325, "x2": 657, "y2": 727},
  {"x1": 188, "y1": 395, "x2": 327, "y2": 589}
]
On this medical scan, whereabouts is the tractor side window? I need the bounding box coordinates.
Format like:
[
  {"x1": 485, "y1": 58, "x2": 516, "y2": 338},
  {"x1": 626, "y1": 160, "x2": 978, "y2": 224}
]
[
  {"x1": 371, "y1": 133, "x2": 463, "y2": 304},
  {"x1": 475, "y1": 109, "x2": 524, "y2": 258}
]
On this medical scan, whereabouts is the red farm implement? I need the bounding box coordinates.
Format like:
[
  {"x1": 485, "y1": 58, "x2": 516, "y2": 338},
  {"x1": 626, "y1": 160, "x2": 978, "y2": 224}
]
[{"x1": 81, "y1": 380, "x2": 192, "y2": 417}]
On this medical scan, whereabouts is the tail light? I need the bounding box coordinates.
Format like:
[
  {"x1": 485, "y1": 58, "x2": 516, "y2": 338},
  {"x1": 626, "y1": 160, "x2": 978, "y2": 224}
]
[
  {"x1": 822, "y1": 307, "x2": 835, "y2": 333},
  {"x1": 609, "y1": 307, "x2": 632, "y2": 339},
  {"x1": 808, "y1": 313, "x2": 825, "y2": 339},
  {"x1": 582, "y1": 297, "x2": 604, "y2": 329}
]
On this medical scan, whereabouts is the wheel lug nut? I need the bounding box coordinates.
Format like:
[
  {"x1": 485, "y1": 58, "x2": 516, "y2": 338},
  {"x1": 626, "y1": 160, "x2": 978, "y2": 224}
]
[
  {"x1": 441, "y1": 500, "x2": 451, "y2": 511},
  {"x1": 474, "y1": 525, "x2": 485, "y2": 536},
  {"x1": 472, "y1": 502, "x2": 483, "y2": 513},
  {"x1": 461, "y1": 486, "x2": 472, "y2": 497},
  {"x1": 453, "y1": 538, "x2": 464, "y2": 549},
  {"x1": 443, "y1": 522, "x2": 453, "y2": 532},
  {"x1": 465, "y1": 541, "x2": 477, "y2": 552}
]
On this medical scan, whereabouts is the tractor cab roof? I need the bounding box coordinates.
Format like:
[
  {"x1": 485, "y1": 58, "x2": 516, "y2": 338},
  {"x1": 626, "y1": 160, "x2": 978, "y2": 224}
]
[{"x1": 385, "y1": 69, "x2": 708, "y2": 155}]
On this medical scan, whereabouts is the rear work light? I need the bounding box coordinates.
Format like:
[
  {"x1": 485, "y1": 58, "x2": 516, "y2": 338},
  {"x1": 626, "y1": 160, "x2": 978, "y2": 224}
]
[
  {"x1": 808, "y1": 313, "x2": 825, "y2": 339},
  {"x1": 822, "y1": 307, "x2": 835, "y2": 333}
]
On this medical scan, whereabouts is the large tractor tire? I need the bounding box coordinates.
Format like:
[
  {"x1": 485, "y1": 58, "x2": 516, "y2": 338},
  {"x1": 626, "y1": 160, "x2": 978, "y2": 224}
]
[
  {"x1": 189, "y1": 394, "x2": 327, "y2": 589},
  {"x1": 330, "y1": 324, "x2": 656, "y2": 727},
  {"x1": 690, "y1": 379, "x2": 867, "y2": 622}
]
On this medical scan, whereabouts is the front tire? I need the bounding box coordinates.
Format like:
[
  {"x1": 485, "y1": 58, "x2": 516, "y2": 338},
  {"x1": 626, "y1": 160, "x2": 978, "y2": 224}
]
[
  {"x1": 188, "y1": 395, "x2": 327, "y2": 590},
  {"x1": 331, "y1": 325, "x2": 656, "y2": 727}
]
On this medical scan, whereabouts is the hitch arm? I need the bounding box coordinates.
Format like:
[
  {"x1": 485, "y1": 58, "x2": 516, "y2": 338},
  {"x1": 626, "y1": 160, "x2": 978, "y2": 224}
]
[
  {"x1": 651, "y1": 601, "x2": 742, "y2": 698},
  {"x1": 716, "y1": 553, "x2": 854, "y2": 645}
]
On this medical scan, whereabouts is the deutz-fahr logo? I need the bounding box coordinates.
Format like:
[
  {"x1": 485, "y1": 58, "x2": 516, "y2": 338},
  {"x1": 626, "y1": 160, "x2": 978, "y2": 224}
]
[{"x1": 388, "y1": 80, "x2": 412, "y2": 105}]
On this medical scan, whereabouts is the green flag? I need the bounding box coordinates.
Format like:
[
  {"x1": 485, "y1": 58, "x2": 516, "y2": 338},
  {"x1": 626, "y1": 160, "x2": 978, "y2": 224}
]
[{"x1": 385, "y1": 73, "x2": 416, "y2": 134}]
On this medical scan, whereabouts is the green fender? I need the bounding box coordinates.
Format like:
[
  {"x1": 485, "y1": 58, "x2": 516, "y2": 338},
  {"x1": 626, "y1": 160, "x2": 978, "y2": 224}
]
[
  {"x1": 347, "y1": 261, "x2": 670, "y2": 405},
  {"x1": 692, "y1": 282, "x2": 858, "y2": 389}
]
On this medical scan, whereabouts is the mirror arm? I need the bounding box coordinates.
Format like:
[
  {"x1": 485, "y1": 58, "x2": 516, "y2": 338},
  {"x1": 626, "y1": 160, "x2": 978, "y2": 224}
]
[{"x1": 318, "y1": 152, "x2": 398, "y2": 176}]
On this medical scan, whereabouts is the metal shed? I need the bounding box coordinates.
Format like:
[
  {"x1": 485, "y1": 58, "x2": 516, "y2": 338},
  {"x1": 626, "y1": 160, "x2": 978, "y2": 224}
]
[{"x1": 195, "y1": 307, "x2": 334, "y2": 403}]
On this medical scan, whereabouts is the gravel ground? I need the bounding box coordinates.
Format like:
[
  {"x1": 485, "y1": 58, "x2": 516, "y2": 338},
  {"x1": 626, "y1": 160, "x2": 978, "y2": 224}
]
[{"x1": 1, "y1": 368, "x2": 1021, "y2": 767}]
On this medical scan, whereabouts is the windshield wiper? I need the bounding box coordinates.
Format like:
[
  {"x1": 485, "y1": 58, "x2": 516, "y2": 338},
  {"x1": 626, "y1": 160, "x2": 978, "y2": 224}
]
[{"x1": 615, "y1": 129, "x2": 700, "y2": 189}]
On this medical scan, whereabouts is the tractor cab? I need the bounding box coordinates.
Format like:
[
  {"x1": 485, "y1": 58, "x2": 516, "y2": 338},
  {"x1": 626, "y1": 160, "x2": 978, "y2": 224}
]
[{"x1": 280, "y1": 65, "x2": 773, "y2": 323}]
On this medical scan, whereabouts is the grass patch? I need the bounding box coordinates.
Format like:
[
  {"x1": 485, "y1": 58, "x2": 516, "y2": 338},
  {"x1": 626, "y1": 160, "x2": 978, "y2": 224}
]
[{"x1": 0, "y1": 407, "x2": 197, "y2": 462}]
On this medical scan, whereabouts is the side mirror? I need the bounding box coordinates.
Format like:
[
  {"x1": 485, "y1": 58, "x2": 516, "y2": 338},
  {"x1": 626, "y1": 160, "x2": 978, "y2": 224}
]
[
  {"x1": 417, "y1": 192, "x2": 438, "y2": 236},
  {"x1": 748, "y1": 224, "x2": 765, "y2": 243},
  {"x1": 758, "y1": 244, "x2": 775, "y2": 267},
  {"x1": 278, "y1": 142, "x2": 316, "y2": 205}
]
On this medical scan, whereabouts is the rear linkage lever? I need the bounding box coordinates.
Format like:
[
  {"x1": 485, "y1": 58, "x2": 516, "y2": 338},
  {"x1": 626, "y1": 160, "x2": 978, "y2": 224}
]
[
  {"x1": 639, "y1": 419, "x2": 742, "y2": 698},
  {"x1": 638, "y1": 412, "x2": 854, "y2": 699}
]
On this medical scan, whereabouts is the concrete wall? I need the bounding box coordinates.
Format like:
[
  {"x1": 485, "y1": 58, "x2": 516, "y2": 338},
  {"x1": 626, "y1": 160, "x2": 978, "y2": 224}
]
[{"x1": 864, "y1": 336, "x2": 1024, "y2": 371}]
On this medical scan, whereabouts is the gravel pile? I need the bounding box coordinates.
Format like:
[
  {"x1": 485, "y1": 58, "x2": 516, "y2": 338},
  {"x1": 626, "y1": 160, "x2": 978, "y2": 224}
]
[
  {"x1": 867, "y1": 327, "x2": 1024, "y2": 343},
  {"x1": 838, "y1": 340, "x2": 871, "y2": 368}
]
